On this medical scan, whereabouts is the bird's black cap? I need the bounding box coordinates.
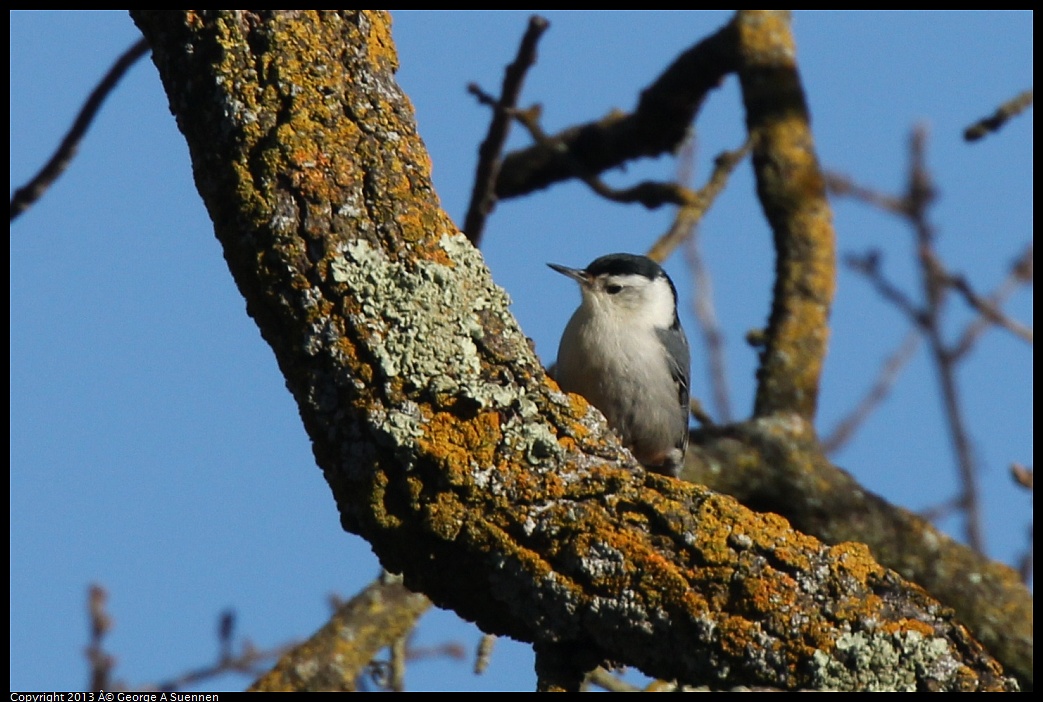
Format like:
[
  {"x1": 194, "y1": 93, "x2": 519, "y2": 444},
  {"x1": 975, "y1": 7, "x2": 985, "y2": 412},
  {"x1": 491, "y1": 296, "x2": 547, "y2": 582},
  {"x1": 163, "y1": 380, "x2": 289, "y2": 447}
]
[{"x1": 584, "y1": 253, "x2": 666, "y2": 281}]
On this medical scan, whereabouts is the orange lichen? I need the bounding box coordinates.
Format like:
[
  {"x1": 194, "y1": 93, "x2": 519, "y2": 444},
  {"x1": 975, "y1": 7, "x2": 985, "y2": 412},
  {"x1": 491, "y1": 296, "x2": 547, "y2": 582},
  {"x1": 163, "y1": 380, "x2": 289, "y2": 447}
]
[
  {"x1": 130, "y1": 11, "x2": 1020, "y2": 690},
  {"x1": 418, "y1": 409, "x2": 502, "y2": 474},
  {"x1": 828, "y1": 541, "x2": 884, "y2": 583},
  {"x1": 880, "y1": 617, "x2": 936, "y2": 638},
  {"x1": 565, "y1": 392, "x2": 591, "y2": 418},
  {"x1": 363, "y1": 12, "x2": 398, "y2": 73},
  {"x1": 736, "y1": 10, "x2": 796, "y2": 64},
  {"x1": 735, "y1": 11, "x2": 836, "y2": 421},
  {"x1": 421, "y1": 492, "x2": 468, "y2": 542}
]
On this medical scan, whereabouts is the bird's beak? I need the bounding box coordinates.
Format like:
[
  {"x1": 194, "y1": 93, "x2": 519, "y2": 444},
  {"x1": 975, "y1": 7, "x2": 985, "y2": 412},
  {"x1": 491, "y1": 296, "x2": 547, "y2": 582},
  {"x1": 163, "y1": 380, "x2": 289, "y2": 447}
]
[{"x1": 547, "y1": 263, "x2": 589, "y2": 285}]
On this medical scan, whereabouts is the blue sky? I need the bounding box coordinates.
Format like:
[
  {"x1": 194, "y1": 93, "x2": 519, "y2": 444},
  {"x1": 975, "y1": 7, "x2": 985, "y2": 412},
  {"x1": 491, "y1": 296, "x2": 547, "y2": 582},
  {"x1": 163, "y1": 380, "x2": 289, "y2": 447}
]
[{"x1": 10, "y1": 11, "x2": 1032, "y2": 692}]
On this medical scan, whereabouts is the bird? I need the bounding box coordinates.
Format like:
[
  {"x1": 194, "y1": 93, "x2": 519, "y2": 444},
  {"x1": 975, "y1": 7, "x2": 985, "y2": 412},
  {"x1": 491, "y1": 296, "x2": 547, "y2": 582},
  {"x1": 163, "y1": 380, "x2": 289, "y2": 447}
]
[{"x1": 548, "y1": 253, "x2": 691, "y2": 476}]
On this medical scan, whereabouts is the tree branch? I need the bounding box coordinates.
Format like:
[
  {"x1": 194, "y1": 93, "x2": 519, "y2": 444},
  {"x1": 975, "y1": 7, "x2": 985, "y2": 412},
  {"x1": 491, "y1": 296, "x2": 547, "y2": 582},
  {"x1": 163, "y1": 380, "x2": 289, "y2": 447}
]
[
  {"x1": 963, "y1": 88, "x2": 1033, "y2": 142},
  {"x1": 131, "y1": 11, "x2": 1017, "y2": 691},
  {"x1": 494, "y1": 21, "x2": 738, "y2": 200},
  {"x1": 821, "y1": 328, "x2": 921, "y2": 455},
  {"x1": 735, "y1": 11, "x2": 836, "y2": 420},
  {"x1": 682, "y1": 419, "x2": 1033, "y2": 689},
  {"x1": 463, "y1": 15, "x2": 549, "y2": 245},
  {"x1": 250, "y1": 575, "x2": 431, "y2": 692},
  {"x1": 10, "y1": 37, "x2": 150, "y2": 222}
]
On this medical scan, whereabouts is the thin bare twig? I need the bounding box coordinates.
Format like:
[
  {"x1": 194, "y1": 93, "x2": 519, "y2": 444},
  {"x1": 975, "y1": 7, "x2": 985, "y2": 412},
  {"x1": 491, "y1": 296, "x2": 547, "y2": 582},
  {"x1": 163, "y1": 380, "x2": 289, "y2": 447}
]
[
  {"x1": 11, "y1": 37, "x2": 150, "y2": 222},
  {"x1": 688, "y1": 397, "x2": 716, "y2": 427},
  {"x1": 474, "y1": 633, "x2": 496, "y2": 675},
  {"x1": 826, "y1": 171, "x2": 909, "y2": 216},
  {"x1": 401, "y1": 641, "x2": 467, "y2": 663},
  {"x1": 217, "y1": 609, "x2": 235, "y2": 663},
  {"x1": 85, "y1": 585, "x2": 290, "y2": 692},
  {"x1": 86, "y1": 584, "x2": 116, "y2": 692},
  {"x1": 952, "y1": 244, "x2": 1034, "y2": 360},
  {"x1": 657, "y1": 150, "x2": 743, "y2": 419},
  {"x1": 686, "y1": 238, "x2": 735, "y2": 424},
  {"x1": 845, "y1": 251, "x2": 925, "y2": 326},
  {"x1": 920, "y1": 494, "x2": 967, "y2": 523},
  {"x1": 463, "y1": 16, "x2": 549, "y2": 245},
  {"x1": 1008, "y1": 463, "x2": 1033, "y2": 585},
  {"x1": 946, "y1": 272, "x2": 1033, "y2": 345},
  {"x1": 907, "y1": 126, "x2": 984, "y2": 553},
  {"x1": 822, "y1": 328, "x2": 921, "y2": 455},
  {"x1": 647, "y1": 140, "x2": 750, "y2": 262},
  {"x1": 964, "y1": 89, "x2": 1033, "y2": 142},
  {"x1": 586, "y1": 666, "x2": 642, "y2": 692},
  {"x1": 687, "y1": 237, "x2": 733, "y2": 423},
  {"x1": 1017, "y1": 528, "x2": 1033, "y2": 586},
  {"x1": 364, "y1": 638, "x2": 464, "y2": 691},
  {"x1": 664, "y1": 137, "x2": 750, "y2": 424},
  {"x1": 1011, "y1": 463, "x2": 1033, "y2": 491},
  {"x1": 155, "y1": 639, "x2": 292, "y2": 692}
]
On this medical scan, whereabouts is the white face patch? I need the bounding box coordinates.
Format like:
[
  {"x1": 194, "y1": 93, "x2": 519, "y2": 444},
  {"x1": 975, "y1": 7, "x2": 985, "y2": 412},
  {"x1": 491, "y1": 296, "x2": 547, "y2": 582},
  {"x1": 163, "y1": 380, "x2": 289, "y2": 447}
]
[{"x1": 585, "y1": 272, "x2": 677, "y2": 330}]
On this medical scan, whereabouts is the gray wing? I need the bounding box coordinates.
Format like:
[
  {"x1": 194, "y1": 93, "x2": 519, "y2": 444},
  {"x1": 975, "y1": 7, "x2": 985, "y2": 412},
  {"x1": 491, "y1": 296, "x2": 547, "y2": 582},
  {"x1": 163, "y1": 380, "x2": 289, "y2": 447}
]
[{"x1": 656, "y1": 323, "x2": 691, "y2": 455}]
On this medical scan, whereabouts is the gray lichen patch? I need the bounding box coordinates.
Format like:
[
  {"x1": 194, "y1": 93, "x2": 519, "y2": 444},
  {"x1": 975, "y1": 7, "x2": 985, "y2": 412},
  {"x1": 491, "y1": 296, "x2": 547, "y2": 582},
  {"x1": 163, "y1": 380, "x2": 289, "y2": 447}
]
[
  {"x1": 331, "y1": 236, "x2": 496, "y2": 391},
  {"x1": 807, "y1": 628, "x2": 991, "y2": 692},
  {"x1": 327, "y1": 234, "x2": 554, "y2": 467}
]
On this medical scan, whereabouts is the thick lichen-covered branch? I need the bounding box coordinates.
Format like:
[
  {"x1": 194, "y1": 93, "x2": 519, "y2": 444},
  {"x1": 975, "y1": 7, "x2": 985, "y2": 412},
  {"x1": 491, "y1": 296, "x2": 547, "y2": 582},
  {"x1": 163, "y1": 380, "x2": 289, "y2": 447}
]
[
  {"x1": 683, "y1": 417, "x2": 1033, "y2": 689},
  {"x1": 735, "y1": 10, "x2": 836, "y2": 420},
  {"x1": 131, "y1": 11, "x2": 1015, "y2": 690}
]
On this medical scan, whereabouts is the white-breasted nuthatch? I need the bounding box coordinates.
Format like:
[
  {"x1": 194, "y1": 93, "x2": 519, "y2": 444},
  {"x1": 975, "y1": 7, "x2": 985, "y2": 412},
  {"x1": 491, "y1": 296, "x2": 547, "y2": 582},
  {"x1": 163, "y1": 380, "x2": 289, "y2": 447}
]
[{"x1": 549, "y1": 253, "x2": 691, "y2": 476}]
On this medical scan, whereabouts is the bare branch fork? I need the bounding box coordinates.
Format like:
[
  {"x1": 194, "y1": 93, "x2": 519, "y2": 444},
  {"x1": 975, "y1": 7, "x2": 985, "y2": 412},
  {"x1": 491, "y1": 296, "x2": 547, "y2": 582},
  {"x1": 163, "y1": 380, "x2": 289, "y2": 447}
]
[
  {"x1": 833, "y1": 128, "x2": 1032, "y2": 557},
  {"x1": 825, "y1": 183, "x2": 1031, "y2": 455},
  {"x1": 462, "y1": 15, "x2": 549, "y2": 246}
]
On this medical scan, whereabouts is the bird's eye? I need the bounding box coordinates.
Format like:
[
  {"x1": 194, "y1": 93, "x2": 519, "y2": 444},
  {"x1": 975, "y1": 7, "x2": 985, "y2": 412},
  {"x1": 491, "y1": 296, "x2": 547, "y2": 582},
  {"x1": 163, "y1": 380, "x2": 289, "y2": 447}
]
[{"x1": 605, "y1": 284, "x2": 623, "y2": 295}]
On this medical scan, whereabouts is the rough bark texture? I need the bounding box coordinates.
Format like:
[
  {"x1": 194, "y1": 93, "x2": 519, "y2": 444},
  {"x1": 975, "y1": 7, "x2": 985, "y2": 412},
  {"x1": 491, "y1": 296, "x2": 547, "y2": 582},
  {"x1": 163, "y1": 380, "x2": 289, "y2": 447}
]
[
  {"x1": 683, "y1": 420, "x2": 1034, "y2": 690},
  {"x1": 491, "y1": 8, "x2": 1032, "y2": 689},
  {"x1": 735, "y1": 11, "x2": 835, "y2": 420},
  {"x1": 131, "y1": 11, "x2": 1020, "y2": 691}
]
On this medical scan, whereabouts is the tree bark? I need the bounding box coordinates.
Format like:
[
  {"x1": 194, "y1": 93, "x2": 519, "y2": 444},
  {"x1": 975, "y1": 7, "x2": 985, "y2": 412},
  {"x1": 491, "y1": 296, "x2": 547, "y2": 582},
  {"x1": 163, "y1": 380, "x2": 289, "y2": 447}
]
[{"x1": 130, "y1": 11, "x2": 1019, "y2": 691}]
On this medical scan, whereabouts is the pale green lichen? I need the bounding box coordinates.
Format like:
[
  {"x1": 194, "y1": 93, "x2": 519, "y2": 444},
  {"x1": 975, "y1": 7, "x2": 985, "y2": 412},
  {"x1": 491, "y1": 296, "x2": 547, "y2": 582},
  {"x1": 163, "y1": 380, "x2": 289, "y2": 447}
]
[
  {"x1": 521, "y1": 423, "x2": 564, "y2": 465},
  {"x1": 336, "y1": 237, "x2": 481, "y2": 387},
  {"x1": 808, "y1": 629, "x2": 972, "y2": 692},
  {"x1": 329, "y1": 234, "x2": 546, "y2": 471}
]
